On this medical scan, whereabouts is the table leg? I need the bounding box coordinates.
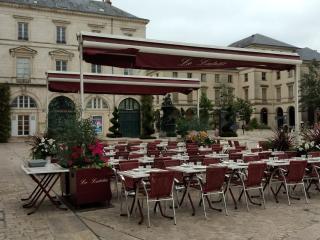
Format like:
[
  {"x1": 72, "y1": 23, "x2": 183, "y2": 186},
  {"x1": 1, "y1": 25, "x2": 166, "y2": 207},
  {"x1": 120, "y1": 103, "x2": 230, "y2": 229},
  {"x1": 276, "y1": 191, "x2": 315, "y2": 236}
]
[
  {"x1": 23, "y1": 175, "x2": 55, "y2": 208},
  {"x1": 27, "y1": 174, "x2": 65, "y2": 215},
  {"x1": 21, "y1": 174, "x2": 48, "y2": 201},
  {"x1": 137, "y1": 200, "x2": 144, "y2": 225}
]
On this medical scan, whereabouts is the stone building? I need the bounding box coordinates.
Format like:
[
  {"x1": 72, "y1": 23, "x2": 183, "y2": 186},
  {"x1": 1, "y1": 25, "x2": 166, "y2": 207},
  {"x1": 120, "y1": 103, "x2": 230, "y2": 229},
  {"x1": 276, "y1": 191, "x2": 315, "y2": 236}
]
[
  {"x1": 0, "y1": 0, "x2": 148, "y2": 138},
  {"x1": 1, "y1": 0, "x2": 320, "y2": 139},
  {"x1": 151, "y1": 34, "x2": 320, "y2": 129}
]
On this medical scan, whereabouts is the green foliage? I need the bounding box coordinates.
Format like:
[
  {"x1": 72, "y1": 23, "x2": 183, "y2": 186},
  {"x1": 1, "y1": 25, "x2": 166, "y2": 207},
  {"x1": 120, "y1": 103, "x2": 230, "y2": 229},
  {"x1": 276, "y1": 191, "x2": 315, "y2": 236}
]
[
  {"x1": 248, "y1": 118, "x2": 259, "y2": 129},
  {"x1": 199, "y1": 93, "x2": 213, "y2": 129},
  {"x1": 246, "y1": 118, "x2": 271, "y2": 131},
  {"x1": 0, "y1": 83, "x2": 11, "y2": 142},
  {"x1": 160, "y1": 94, "x2": 177, "y2": 137},
  {"x1": 268, "y1": 129, "x2": 295, "y2": 151},
  {"x1": 55, "y1": 116, "x2": 106, "y2": 169},
  {"x1": 107, "y1": 107, "x2": 122, "y2": 138},
  {"x1": 234, "y1": 98, "x2": 254, "y2": 124},
  {"x1": 300, "y1": 60, "x2": 320, "y2": 110},
  {"x1": 140, "y1": 95, "x2": 155, "y2": 139}
]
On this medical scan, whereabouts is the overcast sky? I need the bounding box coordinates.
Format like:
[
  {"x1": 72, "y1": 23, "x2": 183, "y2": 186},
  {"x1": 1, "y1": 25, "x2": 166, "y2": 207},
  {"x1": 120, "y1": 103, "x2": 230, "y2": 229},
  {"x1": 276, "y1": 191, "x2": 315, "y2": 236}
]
[{"x1": 111, "y1": 0, "x2": 320, "y2": 50}]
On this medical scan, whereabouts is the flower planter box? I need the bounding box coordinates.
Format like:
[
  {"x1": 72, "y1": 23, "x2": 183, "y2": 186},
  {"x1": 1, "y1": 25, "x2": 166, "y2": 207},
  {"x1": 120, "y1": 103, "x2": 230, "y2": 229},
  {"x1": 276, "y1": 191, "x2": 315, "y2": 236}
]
[{"x1": 63, "y1": 167, "x2": 113, "y2": 207}]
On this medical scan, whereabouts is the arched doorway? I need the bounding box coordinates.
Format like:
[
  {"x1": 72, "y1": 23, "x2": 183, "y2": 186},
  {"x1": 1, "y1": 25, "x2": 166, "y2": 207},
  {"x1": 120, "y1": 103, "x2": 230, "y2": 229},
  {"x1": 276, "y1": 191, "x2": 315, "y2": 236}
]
[
  {"x1": 118, "y1": 98, "x2": 140, "y2": 137},
  {"x1": 48, "y1": 96, "x2": 75, "y2": 137},
  {"x1": 260, "y1": 108, "x2": 268, "y2": 125},
  {"x1": 288, "y1": 106, "x2": 295, "y2": 127},
  {"x1": 276, "y1": 107, "x2": 284, "y2": 129}
]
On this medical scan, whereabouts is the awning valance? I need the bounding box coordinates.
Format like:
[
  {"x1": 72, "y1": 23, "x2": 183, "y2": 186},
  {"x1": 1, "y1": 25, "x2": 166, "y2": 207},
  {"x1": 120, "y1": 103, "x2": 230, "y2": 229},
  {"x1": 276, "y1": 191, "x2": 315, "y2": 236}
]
[
  {"x1": 79, "y1": 32, "x2": 302, "y2": 71},
  {"x1": 47, "y1": 71, "x2": 200, "y2": 95}
]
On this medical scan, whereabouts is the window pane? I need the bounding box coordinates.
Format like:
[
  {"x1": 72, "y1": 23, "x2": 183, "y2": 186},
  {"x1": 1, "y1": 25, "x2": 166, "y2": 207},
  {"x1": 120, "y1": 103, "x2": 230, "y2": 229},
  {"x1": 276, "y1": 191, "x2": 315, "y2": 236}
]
[{"x1": 16, "y1": 58, "x2": 30, "y2": 79}]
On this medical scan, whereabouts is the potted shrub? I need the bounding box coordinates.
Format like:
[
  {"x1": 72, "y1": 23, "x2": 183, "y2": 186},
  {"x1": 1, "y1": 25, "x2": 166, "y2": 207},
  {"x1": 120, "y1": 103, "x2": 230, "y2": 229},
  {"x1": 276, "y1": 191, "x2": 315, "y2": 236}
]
[
  {"x1": 56, "y1": 116, "x2": 112, "y2": 207},
  {"x1": 268, "y1": 129, "x2": 295, "y2": 151}
]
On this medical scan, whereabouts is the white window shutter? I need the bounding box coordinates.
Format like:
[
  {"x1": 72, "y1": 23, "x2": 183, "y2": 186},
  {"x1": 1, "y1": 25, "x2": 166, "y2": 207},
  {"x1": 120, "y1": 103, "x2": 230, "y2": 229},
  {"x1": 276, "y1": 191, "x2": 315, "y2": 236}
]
[
  {"x1": 11, "y1": 115, "x2": 18, "y2": 136},
  {"x1": 30, "y1": 114, "x2": 36, "y2": 136}
]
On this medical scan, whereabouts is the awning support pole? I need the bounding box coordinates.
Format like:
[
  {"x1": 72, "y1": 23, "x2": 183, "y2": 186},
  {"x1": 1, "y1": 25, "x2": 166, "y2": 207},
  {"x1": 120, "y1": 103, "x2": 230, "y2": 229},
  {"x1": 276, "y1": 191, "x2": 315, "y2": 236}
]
[
  {"x1": 197, "y1": 89, "x2": 200, "y2": 119},
  {"x1": 79, "y1": 35, "x2": 84, "y2": 119},
  {"x1": 295, "y1": 64, "x2": 301, "y2": 143},
  {"x1": 46, "y1": 75, "x2": 49, "y2": 131}
]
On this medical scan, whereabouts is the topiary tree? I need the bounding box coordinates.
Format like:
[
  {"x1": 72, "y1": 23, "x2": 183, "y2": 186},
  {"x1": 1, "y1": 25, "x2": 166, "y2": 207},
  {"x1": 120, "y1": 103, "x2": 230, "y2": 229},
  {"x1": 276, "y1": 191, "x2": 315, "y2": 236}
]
[
  {"x1": 160, "y1": 94, "x2": 177, "y2": 137},
  {"x1": 140, "y1": 95, "x2": 155, "y2": 139},
  {"x1": 0, "y1": 83, "x2": 11, "y2": 142},
  {"x1": 199, "y1": 93, "x2": 213, "y2": 129},
  {"x1": 107, "y1": 107, "x2": 122, "y2": 138}
]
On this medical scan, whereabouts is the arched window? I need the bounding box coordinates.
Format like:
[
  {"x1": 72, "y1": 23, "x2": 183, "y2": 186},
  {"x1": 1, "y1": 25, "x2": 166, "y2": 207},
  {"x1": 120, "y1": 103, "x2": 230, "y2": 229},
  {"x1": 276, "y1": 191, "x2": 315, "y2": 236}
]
[
  {"x1": 86, "y1": 97, "x2": 108, "y2": 109},
  {"x1": 11, "y1": 95, "x2": 37, "y2": 108},
  {"x1": 119, "y1": 98, "x2": 139, "y2": 111}
]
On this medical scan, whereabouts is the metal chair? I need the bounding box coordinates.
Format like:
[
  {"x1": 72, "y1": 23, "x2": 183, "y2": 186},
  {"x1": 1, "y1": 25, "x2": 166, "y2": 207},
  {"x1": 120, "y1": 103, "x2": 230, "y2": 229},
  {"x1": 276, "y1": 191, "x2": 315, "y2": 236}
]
[
  {"x1": 119, "y1": 160, "x2": 140, "y2": 217},
  {"x1": 270, "y1": 160, "x2": 309, "y2": 205},
  {"x1": 236, "y1": 162, "x2": 267, "y2": 211},
  {"x1": 195, "y1": 166, "x2": 228, "y2": 218},
  {"x1": 137, "y1": 171, "x2": 176, "y2": 227}
]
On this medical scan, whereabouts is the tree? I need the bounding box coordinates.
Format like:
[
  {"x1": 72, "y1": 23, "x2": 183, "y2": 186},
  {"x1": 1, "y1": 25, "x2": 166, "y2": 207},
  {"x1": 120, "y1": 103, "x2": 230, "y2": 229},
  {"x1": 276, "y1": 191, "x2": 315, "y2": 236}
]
[
  {"x1": 107, "y1": 107, "x2": 122, "y2": 138},
  {"x1": 140, "y1": 95, "x2": 155, "y2": 139},
  {"x1": 234, "y1": 98, "x2": 254, "y2": 124},
  {"x1": 199, "y1": 93, "x2": 213, "y2": 128},
  {"x1": 0, "y1": 83, "x2": 11, "y2": 142},
  {"x1": 300, "y1": 60, "x2": 320, "y2": 111},
  {"x1": 160, "y1": 94, "x2": 177, "y2": 137}
]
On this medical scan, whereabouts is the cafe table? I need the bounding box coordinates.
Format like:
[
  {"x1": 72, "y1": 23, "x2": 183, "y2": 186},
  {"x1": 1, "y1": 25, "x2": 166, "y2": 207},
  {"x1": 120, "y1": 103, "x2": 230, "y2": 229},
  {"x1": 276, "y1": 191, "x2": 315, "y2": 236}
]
[
  {"x1": 118, "y1": 168, "x2": 168, "y2": 224},
  {"x1": 172, "y1": 154, "x2": 189, "y2": 161},
  {"x1": 21, "y1": 163, "x2": 69, "y2": 215},
  {"x1": 205, "y1": 153, "x2": 229, "y2": 161}
]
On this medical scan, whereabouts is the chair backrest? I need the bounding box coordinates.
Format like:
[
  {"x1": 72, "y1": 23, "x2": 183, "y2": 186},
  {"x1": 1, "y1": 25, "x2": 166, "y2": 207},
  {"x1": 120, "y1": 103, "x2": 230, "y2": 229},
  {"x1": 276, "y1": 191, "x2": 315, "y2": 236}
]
[
  {"x1": 187, "y1": 149, "x2": 199, "y2": 156},
  {"x1": 246, "y1": 162, "x2": 267, "y2": 187},
  {"x1": 148, "y1": 171, "x2": 175, "y2": 199},
  {"x1": 204, "y1": 167, "x2": 228, "y2": 192},
  {"x1": 309, "y1": 151, "x2": 320, "y2": 158},
  {"x1": 235, "y1": 146, "x2": 246, "y2": 151},
  {"x1": 258, "y1": 151, "x2": 271, "y2": 160},
  {"x1": 234, "y1": 141, "x2": 240, "y2": 147},
  {"x1": 153, "y1": 158, "x2": 170, "y2": 169},
  {"x1": 115, "y1": 145, "x2": 127, "y2": 151},
  {"x1": 228, "y1": 149, "x2": 241, "y2": 154},
  {"x1": 229, "y1": 153, "x2": 243, "y2": 161},
  {"x1": 162, "y1": 152, "x2": 176, "y2": 157},
  {"x1": 287, "y1": 160, "x2": 307, "y2": 183},
  {"x1": 147, "y1": 143, "x2": 157, "y2": 150},
  {"x1": 128, "y1": 153, "x2": 144, "y2": 159},
  {"x1": 119, "y1": 160, "x2": 139, "y2": 171},
  {"x1": 285, "y1": 151, "x2": 297, "y2": 159},
  {"x1": 203, "y1": 157, "x2": 220, "y2": 166},
  {"x1": 251, "y1": 148, "x2": 262, "y2": 153},
  {"x1": 276, "y1": 153, "x2": 288, "y2": 160},
  {"x1": 188, "y1": 155, "x2": 205, "y2": 164},
  {"x1": 115, "y1": 151, "x2": 129, "y2": 159},
  {"x1": 243, "y1": 155, "x2": 260, "y2": 163},
  {"x1": 163, "y1": 159, "x2": 181, "y2": 167},
  {"x1": 147, "y1": 150, "x2": 160, "y2": 157}
]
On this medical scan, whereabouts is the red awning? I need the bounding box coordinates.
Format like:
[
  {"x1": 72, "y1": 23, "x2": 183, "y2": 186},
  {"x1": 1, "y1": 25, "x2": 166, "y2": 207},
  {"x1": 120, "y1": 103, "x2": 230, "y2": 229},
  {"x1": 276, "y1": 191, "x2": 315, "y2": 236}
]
[
  {"x1": 47, "y1": 72, "x2": 200, "y2": 95},
  {"x1": 80, "y1": 32, "x2": 302, "y2": 71}
]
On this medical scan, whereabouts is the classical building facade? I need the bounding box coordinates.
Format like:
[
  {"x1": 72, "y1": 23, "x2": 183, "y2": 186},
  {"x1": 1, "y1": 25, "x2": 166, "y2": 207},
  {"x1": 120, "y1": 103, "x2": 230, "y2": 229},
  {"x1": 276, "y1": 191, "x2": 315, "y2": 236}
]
[
  {"x1": 1, "y1": 0, "x2": 320, "y2": 139},
  {"x1": 151, "y1": 34, "x2": 320, "y2": 129},
  {"x1": 0, "y1": 0, "x2": 148, "y2": 138}
]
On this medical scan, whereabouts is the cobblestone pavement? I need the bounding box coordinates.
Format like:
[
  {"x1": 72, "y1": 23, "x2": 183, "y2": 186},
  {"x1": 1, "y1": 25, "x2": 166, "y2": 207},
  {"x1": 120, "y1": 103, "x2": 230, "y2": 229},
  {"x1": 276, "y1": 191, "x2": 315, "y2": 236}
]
[{"x1": 1, "y1": 139, "x2": 320, "y2": 240}]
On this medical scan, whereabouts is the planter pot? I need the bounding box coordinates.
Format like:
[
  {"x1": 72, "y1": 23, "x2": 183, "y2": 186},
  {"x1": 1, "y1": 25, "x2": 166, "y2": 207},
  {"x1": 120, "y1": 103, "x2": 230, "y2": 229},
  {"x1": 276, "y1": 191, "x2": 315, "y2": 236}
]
[{"x1": 62, "y1": 167, "x2": 113, "y2": 207}]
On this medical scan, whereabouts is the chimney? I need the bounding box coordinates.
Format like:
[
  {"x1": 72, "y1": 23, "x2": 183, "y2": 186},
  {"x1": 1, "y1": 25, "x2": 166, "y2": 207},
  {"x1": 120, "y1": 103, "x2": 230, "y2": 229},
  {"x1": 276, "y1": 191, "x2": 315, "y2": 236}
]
[{"x1": 103, "y1": 0, "x2": 112, "y2": 4}]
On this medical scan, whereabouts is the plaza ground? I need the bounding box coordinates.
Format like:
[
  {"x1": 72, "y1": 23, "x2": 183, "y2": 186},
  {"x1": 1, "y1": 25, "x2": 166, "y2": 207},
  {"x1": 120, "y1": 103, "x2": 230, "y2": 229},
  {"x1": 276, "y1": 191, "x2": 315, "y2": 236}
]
[{"x1": 1, "y1": 130, "x2": 320, "y2": 240}]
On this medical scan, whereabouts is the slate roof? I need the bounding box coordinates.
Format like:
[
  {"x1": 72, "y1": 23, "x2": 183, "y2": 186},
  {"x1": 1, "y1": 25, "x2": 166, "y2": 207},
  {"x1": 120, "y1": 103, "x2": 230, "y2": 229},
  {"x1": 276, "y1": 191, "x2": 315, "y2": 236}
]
[
  {"x1": 229, "y1": 33, "x2": 298, "y2": 49},
  {"x1": 297, "y1": 47, "x2": 320, "y2": 61},
  {"x1": 0, "y1": 0, "x2": 148, "y2": 21}
]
